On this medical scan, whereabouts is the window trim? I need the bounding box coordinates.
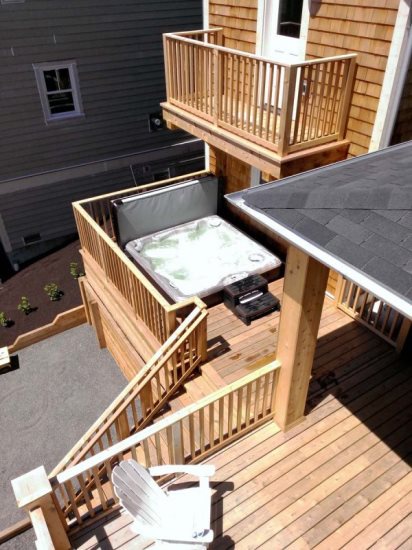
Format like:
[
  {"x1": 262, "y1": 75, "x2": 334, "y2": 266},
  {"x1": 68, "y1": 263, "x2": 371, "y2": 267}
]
[{"x1": 33, "y1": 60, "x2": 84, "y2": 123}]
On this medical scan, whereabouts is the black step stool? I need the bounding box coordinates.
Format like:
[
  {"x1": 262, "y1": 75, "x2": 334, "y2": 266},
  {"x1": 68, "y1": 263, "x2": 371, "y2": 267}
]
[{"x1": 223, "y1": 274, "x2": 280, "y2": 325}]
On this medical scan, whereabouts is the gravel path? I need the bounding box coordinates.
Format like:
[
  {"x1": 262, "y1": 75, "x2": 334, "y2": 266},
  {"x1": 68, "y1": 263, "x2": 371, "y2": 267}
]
[{"x1": 0, "y1": 323, "x2": 127, "y2": 534}]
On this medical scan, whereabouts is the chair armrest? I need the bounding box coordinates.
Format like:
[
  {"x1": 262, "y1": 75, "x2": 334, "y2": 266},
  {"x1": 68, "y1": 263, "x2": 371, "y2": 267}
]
[{"x1": 148, "y1": 464, "x2": 215, "y2": 478}]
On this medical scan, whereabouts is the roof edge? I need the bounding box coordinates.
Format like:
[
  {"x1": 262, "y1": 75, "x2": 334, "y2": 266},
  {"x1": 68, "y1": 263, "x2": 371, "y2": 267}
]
[{"x1": 226, "y1": 194, "x2": 412, "y2": 321}]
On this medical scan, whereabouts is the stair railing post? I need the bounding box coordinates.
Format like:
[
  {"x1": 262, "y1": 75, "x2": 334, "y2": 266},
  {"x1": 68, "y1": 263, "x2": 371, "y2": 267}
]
[
  {"x1": 277, "y1": 64, "x2": 298, "y2": 156},
  {"x1": 12, "y1": 466, "x2": 71, "y2": 550}
]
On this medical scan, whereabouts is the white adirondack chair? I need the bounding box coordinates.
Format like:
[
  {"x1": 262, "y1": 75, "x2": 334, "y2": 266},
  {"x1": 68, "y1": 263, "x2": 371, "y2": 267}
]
[{"x1": 112, "y1": 460, "x2": 215, "y2": 549}]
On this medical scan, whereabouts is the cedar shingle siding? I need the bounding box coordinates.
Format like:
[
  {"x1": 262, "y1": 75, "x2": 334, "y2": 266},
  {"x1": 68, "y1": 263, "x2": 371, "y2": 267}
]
[{"x1": 306, "y1": 0, "x2": 399, "y2": 157}]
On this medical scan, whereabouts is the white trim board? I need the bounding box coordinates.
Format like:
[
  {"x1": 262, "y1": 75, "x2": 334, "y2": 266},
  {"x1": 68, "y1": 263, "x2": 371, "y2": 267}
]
[
  {"x1": 226, "y1": 194, "x2": 412, "y2": 321},
  {"x1": 203, "y1": 0, "x2": 209, "y2": 29},
  {"x1": 369, "y1": 0, "x2": 411, "y2": 151}
]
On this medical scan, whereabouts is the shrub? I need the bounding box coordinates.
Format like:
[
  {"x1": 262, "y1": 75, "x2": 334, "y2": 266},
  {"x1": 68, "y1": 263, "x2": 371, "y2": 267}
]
[
  {"x1": 0, "y1": 311, "x2": 11, "y2": 327},
  {"x1": 18, "y1": 296, "x2": 32, "y2": 315},
  {"x1": 69, "y1": 262, "x2": 84, "y2": 279},
  {"x1": 44, "y1": 283, "x2": 62, "y2": 301}
]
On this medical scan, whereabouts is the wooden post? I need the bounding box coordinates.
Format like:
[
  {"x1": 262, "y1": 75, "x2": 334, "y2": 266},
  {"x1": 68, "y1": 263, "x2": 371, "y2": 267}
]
[
  {"x1": 334, "y1": 273, "x2": 344, "y2": 306},
  {"x1": 78, "y1": 276, "x2": 91, "y2": 325},
  {"x1": 199, "y1": 315, "x2": 208, "y2": 362},
  {"x1": 396, "y1": 317, "x2": 411, "y2": 354},
  {"x1": 163, "y1": 35, "x2": 171, "y2": 101},
  {"x1": 337, "y1": 56, "x2": 356, "y2": 139},
  {"x1": 89, "y1": 300, "x2": 106, "y2": 349},
  {"x1": 274, "y1": 246, "x2": 329, "y2": 431},
  {"x1": 277, "y1": 65, "x2": 298, "y2": 157},
  {"x1": 12, "y1": 466, "x2": 71, "y2": 550},
  {"x1": 210, "y1": 148, "x2": 251, "y2": 194}
]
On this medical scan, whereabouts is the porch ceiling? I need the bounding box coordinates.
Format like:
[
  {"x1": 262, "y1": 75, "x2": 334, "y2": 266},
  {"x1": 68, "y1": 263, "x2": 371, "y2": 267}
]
[{"x1": 230, "y1": 141, "x2": 412, "y2": 319}]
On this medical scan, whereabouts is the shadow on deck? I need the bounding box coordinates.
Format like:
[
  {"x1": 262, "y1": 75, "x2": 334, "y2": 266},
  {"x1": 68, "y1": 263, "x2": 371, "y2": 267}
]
[{"x1": 70, "y1": 279, "x2": 412, "y2": 549}]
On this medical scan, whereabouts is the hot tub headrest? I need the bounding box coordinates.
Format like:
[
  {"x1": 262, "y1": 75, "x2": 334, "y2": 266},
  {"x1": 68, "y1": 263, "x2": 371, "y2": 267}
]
[{"x1": 112, "y1": 175, "x2": 219, "y2": 247}]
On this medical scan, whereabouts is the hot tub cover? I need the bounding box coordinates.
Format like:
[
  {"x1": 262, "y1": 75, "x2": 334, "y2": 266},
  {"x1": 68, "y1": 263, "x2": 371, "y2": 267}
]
[{"x1": 125, "y1": 215, "x2": 281, "y2": 302}]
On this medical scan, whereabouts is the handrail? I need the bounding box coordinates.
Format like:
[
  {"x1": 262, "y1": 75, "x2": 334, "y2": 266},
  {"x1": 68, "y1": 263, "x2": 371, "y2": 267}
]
[
  {"x1": 163, "y1": 29, "x2": 357, "y2": 156},
  {"x1": 56, "y1": 359, "x2": 281, "y2": 484},
  {"x1": 165, "y1": 31, "x2": 356, "y2": 68},
  {"x1": 50, "y1": 305, "x2": 208, "y2": 476}
]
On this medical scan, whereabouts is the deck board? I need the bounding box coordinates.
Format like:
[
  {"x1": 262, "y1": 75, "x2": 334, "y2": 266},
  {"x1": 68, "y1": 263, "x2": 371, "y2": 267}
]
[{"x1": 70, "y1": 279, "x2": 412, "y2": 549}]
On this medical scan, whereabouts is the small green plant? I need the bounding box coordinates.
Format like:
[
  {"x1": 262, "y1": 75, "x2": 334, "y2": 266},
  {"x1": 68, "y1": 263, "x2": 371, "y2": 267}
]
[
  {"x1": 69, "y1": 262, "x2": 84, "y2": 279},
  {"x1": 18, "y1": 296, "x2": 32, "y2": 315},
  {"x1": 0, "y1": 311, "x2": 11, "y2": 327},
  {"x1": 44, "y1": 283, "x2": 62, "y2": 301}
]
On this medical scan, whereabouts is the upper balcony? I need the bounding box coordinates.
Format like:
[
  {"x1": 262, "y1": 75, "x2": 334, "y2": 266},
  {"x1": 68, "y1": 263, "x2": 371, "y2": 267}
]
[{"x1": 162, "y1": 29, "x2": 357, "y2": 178}]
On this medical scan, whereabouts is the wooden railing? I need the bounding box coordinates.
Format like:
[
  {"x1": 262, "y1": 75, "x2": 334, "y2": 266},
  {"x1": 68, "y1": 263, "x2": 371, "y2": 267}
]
[
  {"x1": 51, "y1": 360, "x2": 281, "y2": 529},
  {"x1": 163, "y1": 29, "x2": 356, "y2": 156},
  {"x1": 336, "y1": 276, "x2": 410, "y2": 348},
  {"x1": 50, "y1": 305, "x2": 207, "y2": 478},
  {"x1": 73, "y1": 171, "x2": 208, "y2": 344}
]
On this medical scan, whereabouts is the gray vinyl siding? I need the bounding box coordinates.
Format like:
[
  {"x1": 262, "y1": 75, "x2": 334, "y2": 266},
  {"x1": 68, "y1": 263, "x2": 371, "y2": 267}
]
[
  {"x1": 0, "y1": 168, "x2": 133, "y2": 249},
  {"x1": 0, "y1": 146, "x2": 204, "y2": 252},
  {"x1": 0, "y1": 0, "x2": 202, "y2": 180}
]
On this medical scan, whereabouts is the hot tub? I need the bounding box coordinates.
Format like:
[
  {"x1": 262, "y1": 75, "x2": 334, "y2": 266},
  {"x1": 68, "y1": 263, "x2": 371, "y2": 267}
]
[{"x1": 125, "y1": 215, "x2": 281, "y2": 302}]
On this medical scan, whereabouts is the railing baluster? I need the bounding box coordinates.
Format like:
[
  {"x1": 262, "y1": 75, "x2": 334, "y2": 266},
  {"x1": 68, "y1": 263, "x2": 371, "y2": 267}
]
[
  {"x1": 199, "y1": 408, "x2": 205, "y2": 453},
  {"x1": 209, "y1": 402, "x2": 215, "y2": 448},
  {"x1": 308, "y1": 63, "x2": 320, "y2": 141},
  {"x1": 189, "y1": 414, "x2": 196, "y2": 458},
  {"x1": 234, "y1": 54, "x2": 240, "y2": 129},
  {"x1": 265, "y1": 62, "x2": 274, "y2": 141},
  {"x1": 245, "y1": 57, "x2": 253, "y2": 133},
  {"x1": 271, "y1": 65, "x2": 281, "y2": 143},
  {"x1": 252, "y1": 59, "x2": 259, "y2": 135},
  {"x1": 315, "y1": 61, "x2": 328, "y2": 138},
  {"x1": 258, "y1": 61, "x2": 266, "y2": 138},
  {"x1": 218, "y1": 397, "x2": 224, "y2": 443},
  {"x1": 237, "y1": 387, "x2": 243, "y2": 432},
  {"x1": 54, "y1": 360, "x2": 281, "y2": 530}
]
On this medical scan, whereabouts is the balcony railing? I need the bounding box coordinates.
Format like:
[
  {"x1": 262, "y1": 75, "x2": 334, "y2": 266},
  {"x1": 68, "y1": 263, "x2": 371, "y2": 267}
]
[{"x1": 163, "y1": 29, "x2": 357, "y2": 156}]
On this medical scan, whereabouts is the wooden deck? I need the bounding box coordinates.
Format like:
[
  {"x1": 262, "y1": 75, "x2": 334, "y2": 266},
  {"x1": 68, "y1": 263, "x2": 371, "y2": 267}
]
[{"x1": 70, "y1": 278, "x2": 412, "y2": 549}]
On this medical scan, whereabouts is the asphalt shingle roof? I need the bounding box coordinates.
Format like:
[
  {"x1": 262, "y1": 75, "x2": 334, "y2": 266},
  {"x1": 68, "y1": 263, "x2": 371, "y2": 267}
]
[{"x1": 243, "y1": 142, "x2": 412, "y2": 311}]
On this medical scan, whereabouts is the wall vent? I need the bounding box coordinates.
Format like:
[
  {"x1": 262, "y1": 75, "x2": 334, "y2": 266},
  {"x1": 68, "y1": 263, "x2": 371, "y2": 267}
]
[{"x1": 22, "y1": 233, "x2": 42, "y2": 246}]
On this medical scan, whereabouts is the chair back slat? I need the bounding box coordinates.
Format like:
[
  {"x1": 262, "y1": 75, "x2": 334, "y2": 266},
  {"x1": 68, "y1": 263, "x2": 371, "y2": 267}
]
[{"x1": 112, "y1": 460, "x2": 167, "y2": 527}]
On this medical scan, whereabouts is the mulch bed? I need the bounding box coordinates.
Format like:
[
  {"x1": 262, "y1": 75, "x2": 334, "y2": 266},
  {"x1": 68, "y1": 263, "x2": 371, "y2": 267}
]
[{"x1": 0, "y1": 240, "x2": 84, "y2": 347}]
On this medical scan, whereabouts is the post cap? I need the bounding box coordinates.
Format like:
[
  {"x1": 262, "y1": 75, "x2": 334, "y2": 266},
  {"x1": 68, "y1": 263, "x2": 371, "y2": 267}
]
[{"x1": 11, "y1": 466, "x2": 52, "y2": 509}]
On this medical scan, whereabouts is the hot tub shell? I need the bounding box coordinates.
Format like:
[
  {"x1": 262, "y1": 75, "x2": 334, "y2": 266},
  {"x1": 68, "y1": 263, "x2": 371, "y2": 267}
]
[{"x1": 125, "y1": 215, "x2": 282, "y2": 303}]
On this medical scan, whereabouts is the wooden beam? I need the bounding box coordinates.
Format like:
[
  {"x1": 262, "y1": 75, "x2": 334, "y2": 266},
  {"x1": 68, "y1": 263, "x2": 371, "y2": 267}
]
[
  {"x1": 274, "y1": 246, "x2": 329, "y2": 431},
  {"x1": 162, "y1": 102, "x2": 349, "y2": 178}
]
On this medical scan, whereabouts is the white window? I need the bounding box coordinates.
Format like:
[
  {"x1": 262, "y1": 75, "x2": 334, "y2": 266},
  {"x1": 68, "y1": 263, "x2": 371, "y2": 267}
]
[{"x1": 33, "y1": 61, "x2": 83, "y2": 123}]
